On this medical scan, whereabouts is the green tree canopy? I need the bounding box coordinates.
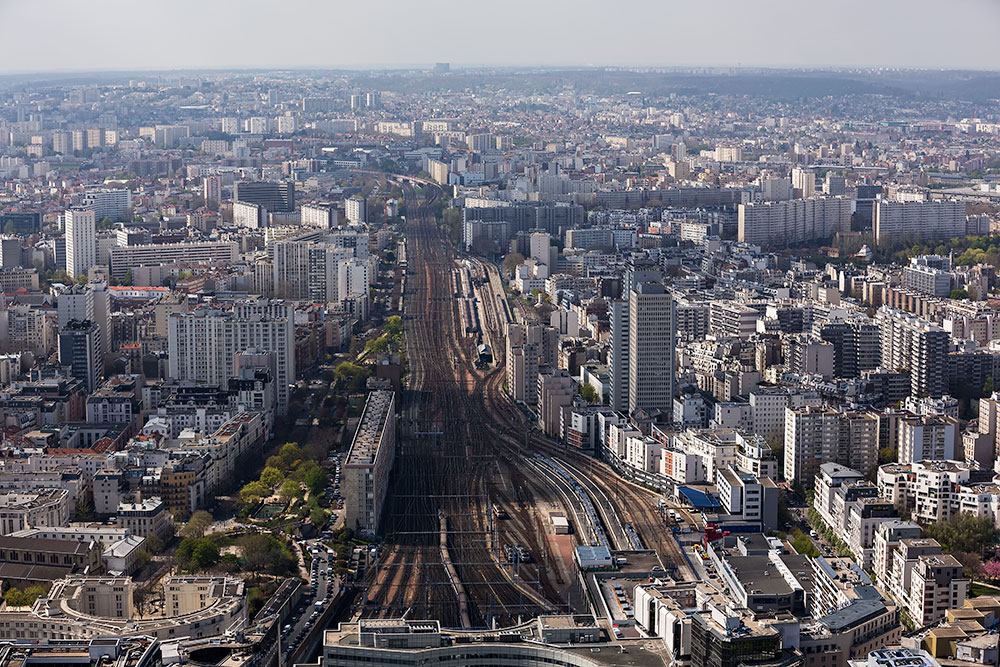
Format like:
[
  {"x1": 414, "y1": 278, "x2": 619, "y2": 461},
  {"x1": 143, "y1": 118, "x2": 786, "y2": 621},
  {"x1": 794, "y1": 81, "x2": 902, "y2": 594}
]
[
  {"x1": 176, "y1": 537, "x2": 220, "y2": 571},
  {"x1": 260, "y1": 466, "x2": 284, "y2": 489},
  {"x1": 923, "y1": 513, "x2": 1000, "y2": 554},
  {"x1": 279, "y1": 479, "x2": 303, "y2": 502},
  {"x1": 279, "y1": 442, "x2": 301, "y2": 468},
  {"x1": 179, "y1": 510, "x2": 213, "y2": 538}
]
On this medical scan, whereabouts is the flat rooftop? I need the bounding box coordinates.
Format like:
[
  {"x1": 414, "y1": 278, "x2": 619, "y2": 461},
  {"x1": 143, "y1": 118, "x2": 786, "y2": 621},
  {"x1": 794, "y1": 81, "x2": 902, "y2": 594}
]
[{"x1": 346, "y1": 390, "x2": 395, "y2": 467}]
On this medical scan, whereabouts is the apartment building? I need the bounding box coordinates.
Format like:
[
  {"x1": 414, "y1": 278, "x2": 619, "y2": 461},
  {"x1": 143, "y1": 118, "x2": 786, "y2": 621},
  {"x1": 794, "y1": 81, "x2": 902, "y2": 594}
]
[{"x1": 344, "y1": 390, "x2": 396, "y2": 535}]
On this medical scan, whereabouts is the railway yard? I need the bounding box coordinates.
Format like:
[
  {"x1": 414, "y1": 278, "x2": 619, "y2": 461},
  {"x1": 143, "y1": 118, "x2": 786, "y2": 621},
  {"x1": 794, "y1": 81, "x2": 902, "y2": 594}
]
[{"x1": 358, "y1": 175, "x2": 692, "y2": 630}]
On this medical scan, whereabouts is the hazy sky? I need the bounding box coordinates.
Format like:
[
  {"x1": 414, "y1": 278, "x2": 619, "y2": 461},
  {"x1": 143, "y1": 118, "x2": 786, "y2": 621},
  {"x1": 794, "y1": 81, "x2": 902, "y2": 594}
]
[{"x1": 1, "y1": 0, "x2": 998, "y2": 73}]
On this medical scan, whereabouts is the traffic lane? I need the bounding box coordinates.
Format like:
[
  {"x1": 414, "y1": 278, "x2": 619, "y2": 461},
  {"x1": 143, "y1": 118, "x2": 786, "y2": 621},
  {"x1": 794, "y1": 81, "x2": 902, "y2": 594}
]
[{"x1": 281, "y1": 546, "x2": 336, "y2": 661}]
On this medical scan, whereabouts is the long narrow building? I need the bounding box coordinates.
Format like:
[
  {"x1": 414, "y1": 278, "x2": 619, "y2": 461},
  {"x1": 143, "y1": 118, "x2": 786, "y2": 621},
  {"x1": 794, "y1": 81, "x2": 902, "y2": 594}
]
[{"x1": 344, "y1": 390, "x2": 396, "y2": 535}]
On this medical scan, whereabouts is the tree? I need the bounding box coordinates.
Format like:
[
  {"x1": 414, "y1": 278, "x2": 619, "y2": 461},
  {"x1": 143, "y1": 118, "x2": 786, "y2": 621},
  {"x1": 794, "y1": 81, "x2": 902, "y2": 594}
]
[
  {"x1": 985, "y1": 559, "x2": 1000, "y2": 580},
  {"x1": 303, "y1": 466, "x2": 328, "y2": 497},
  {"x1": 176, "y1": 537, "x2": 220, "y2": 571},
  {"x1": 239, "y1": 480, "x2": 270, "y2": 507},
  {"x1": 924, "y1": 513, "x2": 1000, "y2": 554},
  {"x1": 280, "y1": 442, "x2": 302, "y2": 468},
  {"x1": 266, "y1": 454, "x2": 286, "y2": 472},
  {"x1": 310, "y1": 508, "x2": 329, "y2": 527},
  {"x1": 179, "y1": 510, "x2": 213, "y2": 539},
  {"x1": 260, "y1": 466, "x2": 284, "y2": 489},
  {"x1": 951, "y1": 288, "x2": 969, "y2": 300},
  {"x1": 145, "y1": 534, "x2": 164, "y2": 554},
  {"x1": 133, "y1": 583, "x2": 154, "y2": 618},
  {"x1": 502, "y1": 252, "x2": 525, "y2": 277},
  {"x1": 238, "y1": 534, "x2": 293, "y2": 579},
  {"x1": 280, "y1": 479, "x2": 303, "y2": 502},
  {"x1": 4, "y1": 585, "x2": 49, "y2": 608},
  {"x1": 384, "y1": 315, "x2": 402, "y2": 338},
  {"x1": 984, "y1": 377, "x2": 995, "y2": 398},
  {"x1": 579, "y1": 384, "x2": 599, "y2": 404}
]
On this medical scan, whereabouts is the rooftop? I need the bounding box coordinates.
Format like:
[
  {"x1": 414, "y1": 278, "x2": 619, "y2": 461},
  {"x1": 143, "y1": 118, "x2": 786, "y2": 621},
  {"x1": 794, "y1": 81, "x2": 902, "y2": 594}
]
[{"x1": 346, "y1": 390, "x2": 395, "y2": 467}]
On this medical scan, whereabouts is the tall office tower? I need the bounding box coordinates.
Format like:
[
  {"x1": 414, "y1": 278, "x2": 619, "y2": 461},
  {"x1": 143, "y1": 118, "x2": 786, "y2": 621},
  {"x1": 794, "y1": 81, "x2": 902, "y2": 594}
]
[
  {"x1": 81, "y1": 188, "x2": 132, "y2": 222},
  {"x1": 232, "y1": 181, "x2": 295, "y2": 212},
  {"x1": 301, "y1": 203, "x2": 340, "y2": 229},
  {"x1": 873, "y1": 201, "x2": 966, "y2": 246},
  {"x1": 876, "y1": 307, "x2": 950, "y2": 398},
  {"x1": 761, "y1": 177, "x2": 793, "y2": 202},
  {"x1": 51, "y1": 131, "x2": 70, "y2": 154},
  {"x1": 64, "y1": 209, "x2": 96, "y2": 277},
  {"x1": 364, "y1": 92, "x2": 381, "y2": 108},
  {"x1": 738, "y1": 198, "x2": 851, "y2": 247},
  {"x1": 167, "y1": 299, "x2": 295, "y2": 414},
  {"x1": 203, "y1": 176, "x2": 221, "y2": 208},
  {"x1": 608, "y1": 300, "x2": 629, "y2": 411},
  {"x1": 345, "y1": 197, "x2": 367, "y2": 224},
  {"x1": 628, "y1": 283, "x2": 676, "y2": 417},
  {"x1": 791, "y1": 168, "x2": 816, "y2": 198},
  {"x1": 349, "y1": 94, "x2": 364, "y2": 110},
  {"x1": 824, "y1": 173, "x2": 847, "y2": 196},
  {"x1": 58, "y1": 319, "x2": 100, "y2": 393},
  {"x1": 623, "y1": 255, "x2": 662, "y2": 297}
]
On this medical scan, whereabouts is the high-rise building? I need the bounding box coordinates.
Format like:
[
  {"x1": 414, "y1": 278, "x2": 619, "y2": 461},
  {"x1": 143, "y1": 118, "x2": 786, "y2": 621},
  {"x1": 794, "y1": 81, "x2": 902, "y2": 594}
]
[
  {"x1": 64, "y1": 209, "x2": 96, "y2": 277},
  {"x1": 57, "y1": 283, "x2": 110, "y2": 357},
  {"x1": 58, "y1": 319, "x2": 100, "y2": 393},
  {"x1": 301, "y1": 203, "x2": 340, "y2": 229},
  {"x1": 51, "y1": 131, "x2": 70, "y2": 154},
  {"x1": 233, "y1": 201, "x2": 267, "y2": 228},
  {"x1": 761, "y1": 177, "x2": 792, "y2": 202},
  {"x1": 203, "y1": 176, "x2": 221, "y2": 208},
  {"x1": 877, "y1": 307, "x2": 950, "y2": 397},
  {"x1": 628, "y1": 283, "x2": 676, "y2": 417},
  {"x1": 874, "y1": 201, "x2": 966, "y2": 246},
  {"x1": 898, "y1": 414, "x2": 959, "y2": 463},
  {"x1": 345, "y1": 197, "x2": 367, "y2": 224},
  {"x1": 824, "y1": 174, "x2": 847, "y2": 196},
  {"x1": 81, "y1": 188, "x2": 132, "y2": 222},
  {"x1": 784, "y1": 407, "x2": 877, "y2": 484},
  {"x1": 791, "y1": 167, "x2": 816, "y2": 198},
  {"x1": 167, "y1": 300, "x2": 295, "y2": 414},
  {"x1": 738, "y1": 198, "x2": 850, "y2": 247},
  {"x1": 232, "y1": 181, "x2": 294, "y2": 212},
  {"x1": 337, "y1": 258, "x2": 370, "y2": 301},
  {"x1": 608, "y1": 300, "x2": 629, "y2": 411},
  {"x1": 816, "y1": 318, "x2": 880, "y2": 378}
]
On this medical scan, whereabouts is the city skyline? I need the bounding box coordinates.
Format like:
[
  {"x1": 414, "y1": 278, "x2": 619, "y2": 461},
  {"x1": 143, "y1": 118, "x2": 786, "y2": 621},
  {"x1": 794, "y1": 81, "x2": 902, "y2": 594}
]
[{"x1": 1, "y1": 0, "x2": 999, "y2": 73}]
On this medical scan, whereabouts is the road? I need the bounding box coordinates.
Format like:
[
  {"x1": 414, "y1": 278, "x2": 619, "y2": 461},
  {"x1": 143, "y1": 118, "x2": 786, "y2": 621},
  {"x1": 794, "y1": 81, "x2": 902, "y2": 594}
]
[{"x1": 280, "y1": 542, "x2": 338, "y2": 665}]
